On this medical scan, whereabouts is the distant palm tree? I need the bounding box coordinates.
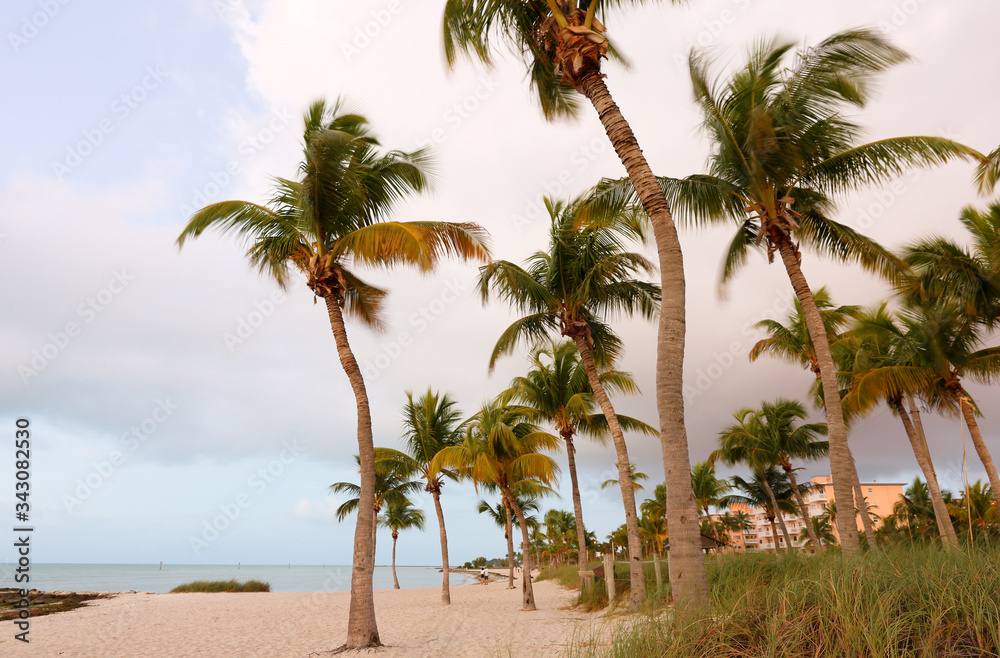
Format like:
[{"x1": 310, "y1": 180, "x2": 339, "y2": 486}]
[
  {"x1": 955, "y1": 480, "x2": 999, "y2": 539},
  {"x1": 508, "y1": 339, "x2": 654, "y2": 587},
  {"x1": 601, "y1": 463, "x2": 649, "y2": 492},
  {"x1": 724, "y1": 467, "x2": 799, "y2": 553},
  {"x1": 479, "y1": 196, "x2": 659, "y2": 608},
  {"x1": 378, "y1": 499, "x2": 425, "y2": 589},
  {"x1": 690, "y1": 462, "x2": 731, "y2": 547},
  {"x1": 477, "y1": 493, "x2": 543, "y2": 588},
  {"x1": 330, "y1": 456, "x2": 422, "y2": 556},
  {"x1": 891, "y1": 477, "x2": 939, "y2": 541},
  {"x1": 177, "y1": 99, "x2": 490, "y2": 649},
  {"x1": 433, "y1": 392, "x2": 560, "y2": 611},
  {"x1": 799, "y1": 515, "x2": 837, "y2": 551},
  {"x1": 601, "y1": 31, "x2": 980, "y2": 557}
]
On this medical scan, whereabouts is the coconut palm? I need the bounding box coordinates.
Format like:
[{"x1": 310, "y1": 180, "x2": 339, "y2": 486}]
[
  {"x1": 748, "y1": 289, "x2": 877, "y2": 545},
  {"x1": 508, "y1": 339, "x2": 655, "y2": 586},
  {"x1": 724, "y1": 468, "x2": 800, "y2": 552},
  {"x1": 955, "y1": 481, "x2": 999, "y2": 539},
  {"x1": 976, "y1": 146, "x2": 1000, "y2": 196},
  {"x1": 433, "y1": 392, "x2": 561, "y2": 610},
  {"x1": 690, "y1": 462, "x2": 732, "y2": 547},
  {"x1": 600, "y1": 462, "x2": 649, "y2": 492},
  {"x1": 378, "y1": 499, "x2": 425, "y2": 589},
  {"x1": 477, "y1": 493, "x2": 543, "y2": 588},
  {"x1": 479, "y1": 196, "x2": 658, "y2": 608},
  {"x1": 799, "y1": 515, "x2": 837, "y2": 550},
  {"x1": 891, "y1": 477, "x2": 939, "y2": 541},
  {"x1": 849, "y1": 301, "x2": 1000, "y2": 511},
  {"x1": 330, "y1": 455, "x2": 423, "y2": 556},
  {"x1": 177, "y1": 99, "x2": 490, "y2": 649},
  {"x1": 443, "y1": 0, "x2": 709, "y2": 608},
  {"x1": 374, "y1": 389, "x2": 465, "y2": 604},
  {"x1": 600, "y1": 30, "x2": 980, "y2": 558},
  {"x1": 713, "y1": 400, "x2": 828, "y2": 549},
  {"x1": 843, "y1": 305, "x2": 959, "y2": 547}
]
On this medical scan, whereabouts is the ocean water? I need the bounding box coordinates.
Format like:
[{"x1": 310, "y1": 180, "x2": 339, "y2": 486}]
[{"x1": 9, "y1": 564, "x2": 477, "y2": 594}]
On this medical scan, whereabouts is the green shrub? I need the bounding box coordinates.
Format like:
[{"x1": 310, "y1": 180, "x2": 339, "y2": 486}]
[{"x1": 170, "y1": 579, "x2": 270, "y2": 593}]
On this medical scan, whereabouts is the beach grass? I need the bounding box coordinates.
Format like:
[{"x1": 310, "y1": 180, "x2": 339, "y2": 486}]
[
  {"x1": 169, "y1": 579, "x2": 271, "y2": 593},
  {"x1": 568, "y1": 545, "x2": 1000, "y2": 657}
]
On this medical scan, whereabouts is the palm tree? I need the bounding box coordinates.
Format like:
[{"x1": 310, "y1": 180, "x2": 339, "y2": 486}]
[
  {"x1": 378, "y1": 499, "x2": 425, "y2": 589},
  {"x1": 600, "y1": 462, "x2": 649, "y2": 492},
  {"x1": 724, "y1": 468, "x2": 800, "y2": 553},
  {"x1": 442, "y1": 0, "x2": 709, "y2": 608},
  {"x1": 177, "y1": 99, "x2": 490, "y2": 649},
  {"x1": 891, "y1": 477, "x2": 939, "y2": 541},
  {"x1": 799, "y1": 515, "x2": 837, "y2": 551},
  {"x1": 955, "y1": 481, "x2": 999, "y2": 540},
  {"x1": 843, "y1": 305, "x2": 959, "y2": 547},
  {"x1": 543, "y1": 509, "x2": 578, "y2": 567},
  {"x1": 690, "y1": 462, "x2": 731, "y2": 547},
  {"x1": 975, "y1": 146, "x2": 1000, "y2": 196},
  {"x1": 374, "y1": 389, "x2": 465, "y2": 604},
  {"x1": 713, "y1": 400, "x2": 828, "y2": 549},
  {"x1": 479, "y1": 196, "x2": 658, "y2": 608},
  {"x1": 478, "y1": 493, "x2": 542, "y2": 588},
  {"x1": 850, "y1": 301, "x2": 1000, "y2": 511},
  {"x1": 508, "y1": 339, "x2": 655, "y2": 587},
  {"x1": 601, "y1": 30, "x2": 980, "y2": 558},
  {"x1": 330, "y1": 455, "x2": 422, "y2": 557},
  {"x1": 433, "y1": 392, "x2": 561, "y2": 610}
]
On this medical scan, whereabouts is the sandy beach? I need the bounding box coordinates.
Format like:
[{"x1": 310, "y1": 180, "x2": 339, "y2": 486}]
[{"x1": 1, "y1": 572, "x2": 612, "y2": 657}]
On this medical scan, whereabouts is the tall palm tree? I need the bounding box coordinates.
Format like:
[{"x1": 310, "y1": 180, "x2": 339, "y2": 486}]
[
  {"x1": 850, "y1": 301, "x2": 1000, "y2": 511},
  {"x1": 477, "y1": 491, "x2": 544, "y2": 588},
  {"x1": 479, "y1": 196, "x2": 658, "y2": 608},
  {"x1": 177, "y1": 99, "x2": 490, "y2": 649},
  {"x1": 508, "y1": 339, "x2": 655, "y2": 586},
  {"x1": 378, "y1": 499, "x2": 425, "y2": 589},
  {"x1": 713, "y1": 400, "x2": 828, "y2": 549},
  {"x1": 442, "y1": 0, "x2": 709, "y2": 608},
  {"x1": 433, "y1": 392, "x2": 561, "y2": 610},
  {"x1": 601, "y1": 30, "x2": 980, "y2": 558},
  {"x1": 690, "y1": 462, "x2": 732, "y2": 547},
  {"x1": 600, "y1": 462, "x2": 649, "y2": 492},
  {"x1": 843, "y1": 305, "x2": 959, "y2": 547},
  {"x1": 374, "y1": 389, "x2": 466, "y2": 604},
  {"x1": 724, "y1": 467, "x2": 799, "y2": 553}
]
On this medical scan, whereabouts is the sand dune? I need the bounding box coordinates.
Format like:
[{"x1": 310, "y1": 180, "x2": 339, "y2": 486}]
[{"x1": 1, "y1": 574, "x2": 612, "y2": 657}]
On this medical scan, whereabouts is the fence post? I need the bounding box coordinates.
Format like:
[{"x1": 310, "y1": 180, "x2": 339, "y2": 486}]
[{"x1": 604, "y1": 553, "x2": 615, "y2": 602}]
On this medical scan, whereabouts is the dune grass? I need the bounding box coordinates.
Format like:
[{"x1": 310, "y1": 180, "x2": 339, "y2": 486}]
[
  {"x1": 568, "y1": 545, "x2": 1000, "y2": 657},
  {"x1": 169, "y1": 579, "x2": 271, "y2": 593}
]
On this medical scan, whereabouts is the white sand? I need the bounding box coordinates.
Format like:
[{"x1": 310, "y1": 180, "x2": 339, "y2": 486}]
[{"x1": 0, "y1": 573, "x2": 613, "y2": 657}]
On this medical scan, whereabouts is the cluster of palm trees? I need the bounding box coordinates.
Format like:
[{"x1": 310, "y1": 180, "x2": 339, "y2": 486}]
[{"x1": 175, "y1": 0, "x2": 999, "y2": 648}]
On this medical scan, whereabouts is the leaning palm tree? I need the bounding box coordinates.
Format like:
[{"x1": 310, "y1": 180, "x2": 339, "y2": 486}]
[
  {"x1": 690, "y1": 462, "x2": 731, "y2": 547},
  {"x1": 600, "y1": 30, "x2": 981, "y2": 558},
  {"x1": 374, "y1": 389, "x2": 465, "y2": 604},
  {"x1": 479, "y1": 196, "x2": 658, "y2": 609},
  {"x1": 843, "y1": 305, "x2": 959, "y2": 547},
  {"x1": 749, "y1": 288, "x2": 877, "y2": 545},
  {"x1": 713, "y1": 401, "x2": 828, "y2": 549},
  {"x1": 443, "y1": 0, "x2": 709, "y2": 608},
  {"x1": 177, "y1": 99, "x2": 490, "y2": 649},
  {"x1": 378, "y1": 499, "x2": 425, "y2": 589},
  {"x1": 724, "y1": 467, "x2": 800, "y2": 552},
  {"x1": 433, "y1": 392, "x2": 561, "y2": 610},
  {"x1": 508, "y1": 339, "x2": 655, "y2": 587}
]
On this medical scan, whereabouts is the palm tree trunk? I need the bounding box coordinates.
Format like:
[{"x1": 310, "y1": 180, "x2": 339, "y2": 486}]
[
  {"x1": 430, "y1": 488, "x2": 451, "y2": 604},
  {"x1": 563, "y1": 432, "x2": 590, "y2": 589},
  {"x1": 572, "y1": 336, "x2": 645, "y2": 610},
  {"x1": 504, "y1": 500, "x2": 516, "y2": 589},
  {"x1": 504, "y1": 488, "x2": 536, "y2": 611},
  {"x1": 705, "y1": 506, "x2": 724, "y2": 547},
  {"x1": 774, "y1": 239, "x2": 859, "y2": 559},
  {"x1": 783, "y1": 463, "x2": 821, "y2": 550},
  {"x1": 767, "y1": 517, "x2": 781, "y2": 553},
  {"x1": 890, "y1": 399, "x2": 959, "y2": 548},
  {"x1": 761, "y1": 475, "x2": 793, "y2": 551},
  {"x1": 580, "y1": 74, "x2": 708, "y2": 611},
  {"x1": 391, "y1": 530, "x2": 400, "y2": 589},
  {"x1": 324, "y1": 296, "x2": 380, "y2": 648},
  {"x1": 850, "y1": 459, "x2": 877, "y2": 547},
  {"x1": 958, "y1": 391, "x2": 1000, "y2": 510}
]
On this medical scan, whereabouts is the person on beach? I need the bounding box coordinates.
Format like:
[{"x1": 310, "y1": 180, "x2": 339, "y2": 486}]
[{"x1": 480, "y1": 566, "x2": 487, "y2": 585}]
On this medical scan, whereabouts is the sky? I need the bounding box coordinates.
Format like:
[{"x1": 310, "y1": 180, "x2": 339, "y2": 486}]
[{"x1": 1, "y1": 0, "x2": 998, "y2": 570}]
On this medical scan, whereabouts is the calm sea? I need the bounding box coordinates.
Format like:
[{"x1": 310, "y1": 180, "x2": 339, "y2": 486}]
[{"x1": 4, "y1": 564, "x2": 477, "y2": 594}]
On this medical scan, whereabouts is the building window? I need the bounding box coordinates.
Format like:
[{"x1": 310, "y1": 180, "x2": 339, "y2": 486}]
[{"x1": 867, "y1": 487, "x2": 873, "y2": 493}]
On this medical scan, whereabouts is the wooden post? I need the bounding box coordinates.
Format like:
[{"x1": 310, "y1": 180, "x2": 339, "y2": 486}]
[
  {"x1": 652, "y1": 553, "x2": 662, "y2": 590},
  {"x1": 604, "y1": 554, "x2": 615, "y2": 602}
]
